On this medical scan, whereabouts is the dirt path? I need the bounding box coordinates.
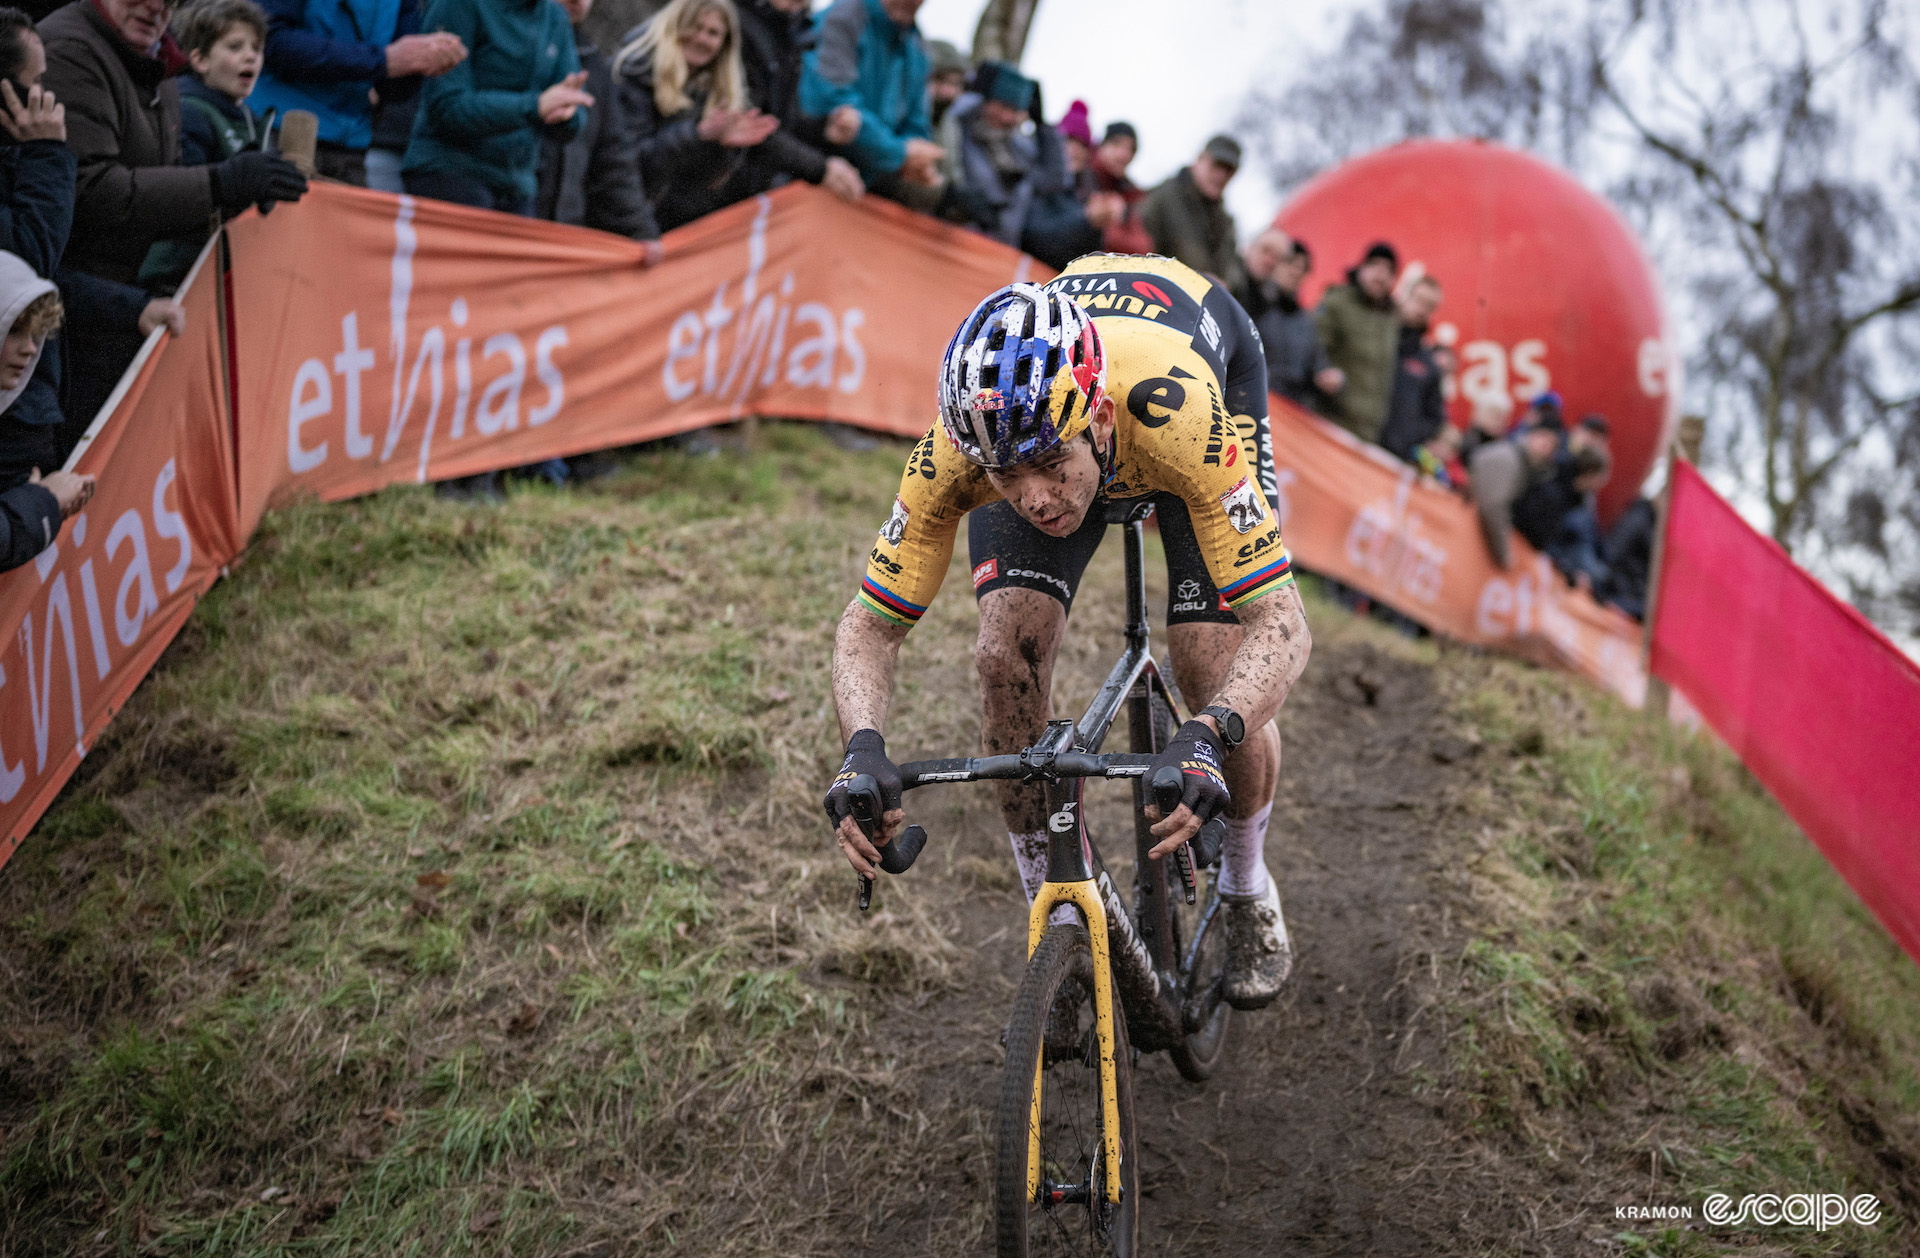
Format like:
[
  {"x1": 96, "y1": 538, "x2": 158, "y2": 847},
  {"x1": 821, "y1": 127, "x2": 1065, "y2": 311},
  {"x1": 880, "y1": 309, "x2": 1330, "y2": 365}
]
[{"x1": 836, "y1": 577, "x2": 1536, "y2": 1255}]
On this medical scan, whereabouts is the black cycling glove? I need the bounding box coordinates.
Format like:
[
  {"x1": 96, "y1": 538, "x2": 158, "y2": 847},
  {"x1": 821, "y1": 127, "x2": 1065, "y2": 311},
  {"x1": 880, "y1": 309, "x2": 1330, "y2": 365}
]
[
  {"x1": 1150, "y1": 719, "x2": 1231, "y2": 825},
  {"x1": 823, "y1": 728, "x2": 902, "y2": 832},
  {"x1": 209, "y1": 150, "x2": 309, "y2": 216}
]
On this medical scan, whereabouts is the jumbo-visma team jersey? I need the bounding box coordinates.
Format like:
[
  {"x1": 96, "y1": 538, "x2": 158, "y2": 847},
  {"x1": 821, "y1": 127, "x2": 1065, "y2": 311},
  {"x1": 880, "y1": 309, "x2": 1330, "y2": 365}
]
[{"x1": 856, "y1": 254, "x2": 1295, "y2": 629}]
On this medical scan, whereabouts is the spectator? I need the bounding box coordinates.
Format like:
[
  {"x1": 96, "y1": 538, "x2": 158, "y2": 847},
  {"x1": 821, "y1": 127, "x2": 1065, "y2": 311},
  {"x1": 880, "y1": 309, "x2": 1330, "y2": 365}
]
[
  {"x1": 0, "y1": 250, "x2": 93, "y2": 572},
  {"x1": 0, "y1": 5, "x2": 76, "y2": 437},
  {"x1": 1086, "y1": 120, "x2": 1148, "y2": 254},
  {"x1": 1057, "y1": 97, "x2": 1088, "y2": 185},
  {"x1": 401, "y1": 0, "x2": 590, "y2": 214},
  {"x1": 615, "y1": 0, "x2": 773, "y2": 232},
  {"x1": 250, "y1": 0, "x2": 464, "y2": 186},
  {"x1": 1314, "y1": 240, "x2": 1399, "y2": 443},
  {"x1": 923, "y1": 34, "x2": 962, "y2": 128},
  {"x1": 139, "y1": 0, "x2": 269, "y2": 293},
  {"x1": 798, "y1": 0, "x2": 940, "y2": 202},
  {"x1": 734, "y1": 0, "x2": 863, "y2": 203},
  {"x1": 534, "y1": 0, "x2": 661, "y2": 251},
  {"x1": 1411, "y1": 418, "x2": 1463, "y2": 488},
  {"x1": 1238, "y1": 228, "x2": 1339, "y2": 409},
  {"x1": 1141, "y1": 133, "x2": 1243, "y2": 293},
  {"x1": 938, "y1": 61, "x2": 1107, "y2": 266},
  {"x1": 40, "y1": 0, "x2": 306, "y2": 286},
  {"x1": 1465, "y1": 387, "x2": 1556, "y2": 465},
  {"x1": 1526, "y1": 414, "x2": 1612, "y2": 589},
  {"x1": 1597, "y1": 494, "x2": 1655, "y2": 619},
  {"x1": 1378, "y1": 274, "x2": 1446, "y2": 461},
  {"x1": 29, "y1": 0, "x2": 200, "y2": 447},
  {"x1": 364, "y1": 89, "x2": 413, "y2": 191},
  {"x1": 1468, "y1": 410, "x2": 1561, "y2": 569}
]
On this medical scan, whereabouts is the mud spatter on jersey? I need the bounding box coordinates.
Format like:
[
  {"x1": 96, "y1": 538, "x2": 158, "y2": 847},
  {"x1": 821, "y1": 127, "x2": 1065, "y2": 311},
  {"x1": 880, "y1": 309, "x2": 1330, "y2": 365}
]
[{"x1": 857, "y1": 255, "x2": 1294, "y2": 627}]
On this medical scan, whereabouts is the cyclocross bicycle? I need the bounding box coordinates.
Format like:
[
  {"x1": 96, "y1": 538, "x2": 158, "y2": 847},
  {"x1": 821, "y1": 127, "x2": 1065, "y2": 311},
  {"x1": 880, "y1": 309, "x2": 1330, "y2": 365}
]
[{"x1": 843, "y1": 500, "x2": 1233, "y2": 1257}]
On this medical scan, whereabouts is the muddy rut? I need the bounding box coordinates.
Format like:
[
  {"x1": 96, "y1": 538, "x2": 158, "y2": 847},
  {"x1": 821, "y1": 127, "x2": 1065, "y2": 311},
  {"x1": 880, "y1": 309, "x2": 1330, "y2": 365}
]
[{"x1": 836, "y1": 591, "x2": 1542, "y2": 1256}]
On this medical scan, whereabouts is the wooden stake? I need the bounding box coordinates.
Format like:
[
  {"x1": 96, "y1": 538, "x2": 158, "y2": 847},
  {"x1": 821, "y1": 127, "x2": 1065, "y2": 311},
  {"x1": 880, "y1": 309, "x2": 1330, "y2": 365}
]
[{"x1": 1643, "y1": 415, "x2": 1705, "y2": 718}]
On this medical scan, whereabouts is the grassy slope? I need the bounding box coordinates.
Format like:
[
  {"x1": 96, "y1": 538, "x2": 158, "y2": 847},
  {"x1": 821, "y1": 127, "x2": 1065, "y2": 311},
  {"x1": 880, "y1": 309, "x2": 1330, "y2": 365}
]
[{"x1": 0, "y1": 424, "x2": 1914, "y2": 1256}]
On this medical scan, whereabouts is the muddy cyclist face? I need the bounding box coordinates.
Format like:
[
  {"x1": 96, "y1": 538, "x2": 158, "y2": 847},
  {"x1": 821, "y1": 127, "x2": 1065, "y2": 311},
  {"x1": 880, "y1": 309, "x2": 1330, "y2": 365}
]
[{"x1": 983, "y1": 399, "x2": 1116, "y2": 538}]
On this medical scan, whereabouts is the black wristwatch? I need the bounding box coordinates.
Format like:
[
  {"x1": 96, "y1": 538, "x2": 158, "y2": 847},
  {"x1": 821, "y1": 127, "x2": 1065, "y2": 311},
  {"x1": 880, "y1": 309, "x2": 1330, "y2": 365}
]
[{"x1": 1199, "y1": 704, "x2": 1245, "y2": 750}]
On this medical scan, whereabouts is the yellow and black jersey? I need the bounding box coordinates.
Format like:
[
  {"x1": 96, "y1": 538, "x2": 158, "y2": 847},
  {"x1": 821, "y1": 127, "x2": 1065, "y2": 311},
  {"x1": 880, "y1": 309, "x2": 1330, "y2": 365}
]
[{"x1": 857, "y1": 254, "x2": 1293, "y2": 628}]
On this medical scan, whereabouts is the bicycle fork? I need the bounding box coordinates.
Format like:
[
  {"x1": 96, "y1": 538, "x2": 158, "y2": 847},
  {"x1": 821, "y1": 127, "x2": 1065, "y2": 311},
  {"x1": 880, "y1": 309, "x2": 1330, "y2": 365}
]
[{"x1": 1025, "y1": 773, "x2": 1124, "y2": 1208}]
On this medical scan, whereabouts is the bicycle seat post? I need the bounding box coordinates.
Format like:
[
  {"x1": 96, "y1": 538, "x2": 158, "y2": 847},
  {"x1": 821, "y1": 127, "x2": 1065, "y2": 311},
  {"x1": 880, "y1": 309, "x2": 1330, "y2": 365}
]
[{"x1": 1121, "y1": 513, "x2": 1151, "y2": 653}]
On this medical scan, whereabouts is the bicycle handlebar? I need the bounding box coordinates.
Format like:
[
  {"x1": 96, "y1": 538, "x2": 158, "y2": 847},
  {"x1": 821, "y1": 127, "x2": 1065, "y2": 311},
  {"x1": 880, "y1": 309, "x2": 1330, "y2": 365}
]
[{"x1": 897, "y1": 751, "x2": 1157, "y2": 789}]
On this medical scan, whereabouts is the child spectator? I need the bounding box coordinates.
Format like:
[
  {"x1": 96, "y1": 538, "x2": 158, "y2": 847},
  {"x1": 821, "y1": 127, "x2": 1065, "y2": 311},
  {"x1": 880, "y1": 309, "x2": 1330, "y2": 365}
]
[
  {"x1": 615, "y1": 0, "x2": 782, "y2": 232},
  {"x1": 401, "y1": 0, "x2": 590, "y2": 214},
  {"x1": 534, "y1": 0, "x2": 661, "y2": 250},
  {"x1": 1087, "y1": 120, "x2": 1149, "y2": 254},
  {"x1": 0, "y1": 250, "x2": 93, "y2": 572},
  {"x1": 138, "y1": 0, "x2": 267, "y2": 292}
]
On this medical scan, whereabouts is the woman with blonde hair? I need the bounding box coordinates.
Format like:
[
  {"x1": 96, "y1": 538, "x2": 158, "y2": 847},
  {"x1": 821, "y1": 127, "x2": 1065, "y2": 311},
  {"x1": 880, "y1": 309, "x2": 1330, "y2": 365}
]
[{"x1": 616, "y1": 0, "x2": 856, "y2": 230}]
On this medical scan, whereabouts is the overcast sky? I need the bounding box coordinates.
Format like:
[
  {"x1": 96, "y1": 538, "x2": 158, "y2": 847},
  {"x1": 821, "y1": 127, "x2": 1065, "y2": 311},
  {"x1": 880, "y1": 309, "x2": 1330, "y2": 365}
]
[{"x1": 909, "y1": 0, "x2": 1356, "y2": 235}]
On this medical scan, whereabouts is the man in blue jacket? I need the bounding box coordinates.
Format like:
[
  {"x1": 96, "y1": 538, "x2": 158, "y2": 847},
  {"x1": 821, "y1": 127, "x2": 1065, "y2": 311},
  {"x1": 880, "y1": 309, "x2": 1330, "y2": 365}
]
[
  {"x1": 250, "y1": 0, "x2": 466, "y2": 185},
  {"x1": 799, "y1": 0, "x2": 942, "y2": 200}
]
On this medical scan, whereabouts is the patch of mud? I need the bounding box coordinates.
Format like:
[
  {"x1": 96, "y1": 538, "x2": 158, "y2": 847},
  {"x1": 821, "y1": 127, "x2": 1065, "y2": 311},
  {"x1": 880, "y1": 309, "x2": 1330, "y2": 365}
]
[{"x1": 840, "y1": 618, "x2": 1555, "y2": 1255}]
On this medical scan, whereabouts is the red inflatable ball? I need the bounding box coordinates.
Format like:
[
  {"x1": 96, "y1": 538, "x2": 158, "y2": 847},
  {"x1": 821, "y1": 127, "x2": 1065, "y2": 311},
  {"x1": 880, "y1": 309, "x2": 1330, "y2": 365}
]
[{"x1": 1274, "y1": 138, "x2": 1678, "y2": 523}]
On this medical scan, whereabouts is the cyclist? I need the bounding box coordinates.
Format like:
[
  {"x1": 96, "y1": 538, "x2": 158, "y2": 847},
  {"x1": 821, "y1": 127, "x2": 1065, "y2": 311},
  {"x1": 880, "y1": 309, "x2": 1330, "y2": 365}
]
[{"x1": 825, "y1": 255, "x2": 1312, "y2": 1009}]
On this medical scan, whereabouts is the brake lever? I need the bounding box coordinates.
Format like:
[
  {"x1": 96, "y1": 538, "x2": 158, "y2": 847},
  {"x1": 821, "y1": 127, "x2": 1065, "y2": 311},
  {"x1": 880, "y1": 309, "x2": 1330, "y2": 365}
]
[{"x1": 844, "y1": 775, "x2": 929, "y2": 912}]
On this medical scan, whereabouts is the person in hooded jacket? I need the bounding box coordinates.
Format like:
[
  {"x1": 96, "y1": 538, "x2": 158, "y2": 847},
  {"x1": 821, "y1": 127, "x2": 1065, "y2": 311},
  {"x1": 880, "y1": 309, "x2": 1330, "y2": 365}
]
[{"x1": 0, "y1": 249, "x2": 93, "y2": 571}]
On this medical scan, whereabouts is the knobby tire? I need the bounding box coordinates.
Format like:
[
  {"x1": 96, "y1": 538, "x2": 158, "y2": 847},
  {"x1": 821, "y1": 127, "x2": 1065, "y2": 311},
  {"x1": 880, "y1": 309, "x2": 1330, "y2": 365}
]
[{"x1": 994, "y1": 924, "x2": 1138, "y2": 1258}]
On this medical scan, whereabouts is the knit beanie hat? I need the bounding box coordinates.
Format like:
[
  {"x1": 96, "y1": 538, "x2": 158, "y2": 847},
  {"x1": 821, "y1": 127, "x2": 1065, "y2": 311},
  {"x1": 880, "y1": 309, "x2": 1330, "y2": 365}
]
[{"x1": 1058, "y1": 99, "x2": 1092, "y2": 146}]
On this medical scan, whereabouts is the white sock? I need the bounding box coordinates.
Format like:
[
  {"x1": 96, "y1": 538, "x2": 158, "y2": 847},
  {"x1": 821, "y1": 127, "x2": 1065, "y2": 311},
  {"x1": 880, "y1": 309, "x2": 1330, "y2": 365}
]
[
  {"x1": 1216, "y1": 801, "x2": 1273, "y2": 899},
  {"x1": 1009, "y1": 831, "x2": 1079, "y2": 925}
]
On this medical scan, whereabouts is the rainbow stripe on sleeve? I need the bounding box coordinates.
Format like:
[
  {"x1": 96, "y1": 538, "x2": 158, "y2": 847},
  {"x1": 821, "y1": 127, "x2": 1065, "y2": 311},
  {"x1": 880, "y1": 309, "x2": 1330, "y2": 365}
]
[
  {"x1": 857, "y1": 575, "x2": 927, "y2": 627},
  {"x1": 1219, "y1": 554, "x2": 1295, "y2": 609}
]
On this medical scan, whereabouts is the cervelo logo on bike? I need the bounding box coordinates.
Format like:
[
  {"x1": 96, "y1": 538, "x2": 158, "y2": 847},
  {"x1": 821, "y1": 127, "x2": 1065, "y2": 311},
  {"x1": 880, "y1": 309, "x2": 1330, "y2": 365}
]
[
  {"x1": 663, "y1": 195, "x2": 867, "y2": 412},
  {"x1": 286, "y1": 197, "x2": 572, "y2": 482}
]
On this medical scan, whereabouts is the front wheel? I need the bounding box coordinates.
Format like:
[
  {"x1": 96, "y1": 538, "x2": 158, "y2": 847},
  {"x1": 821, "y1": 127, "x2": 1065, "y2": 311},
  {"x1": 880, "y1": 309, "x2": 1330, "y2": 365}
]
[{"x1": 995, "y1": 923, "x2": 1138, "y2": 1257}]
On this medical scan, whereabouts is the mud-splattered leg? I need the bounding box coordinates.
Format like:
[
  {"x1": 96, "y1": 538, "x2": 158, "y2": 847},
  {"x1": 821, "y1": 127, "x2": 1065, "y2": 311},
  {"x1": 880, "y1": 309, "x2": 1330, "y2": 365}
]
[{"x1": 975, "y1": 586, "x2": 1069, "y2": 834}]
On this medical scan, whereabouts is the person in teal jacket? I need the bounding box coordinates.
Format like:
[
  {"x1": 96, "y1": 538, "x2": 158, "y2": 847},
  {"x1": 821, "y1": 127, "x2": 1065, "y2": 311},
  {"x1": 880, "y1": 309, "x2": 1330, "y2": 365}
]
[
  {"x1": 798, "y1": 0, "x2": 941, "y2": 194},
  {"x1": 401, "y1": 0, "x2": 592, "y2": 213}
]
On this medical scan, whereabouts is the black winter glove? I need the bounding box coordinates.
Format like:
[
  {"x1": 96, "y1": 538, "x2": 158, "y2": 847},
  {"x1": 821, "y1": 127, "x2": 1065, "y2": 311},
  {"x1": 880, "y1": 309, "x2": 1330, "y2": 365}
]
[
  {"x1": 823, "y1": 728, "x2": 902, "y2": 833},
  {"x1": 209, "y1": 150, "x2": 309, "y2": 216},
  {"x1": 1149, "y1": 719, "x2": 1231, "y2": 826},
  {"x1": 939, "y1": 182, "x2": 1000, "y2": 232}
]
